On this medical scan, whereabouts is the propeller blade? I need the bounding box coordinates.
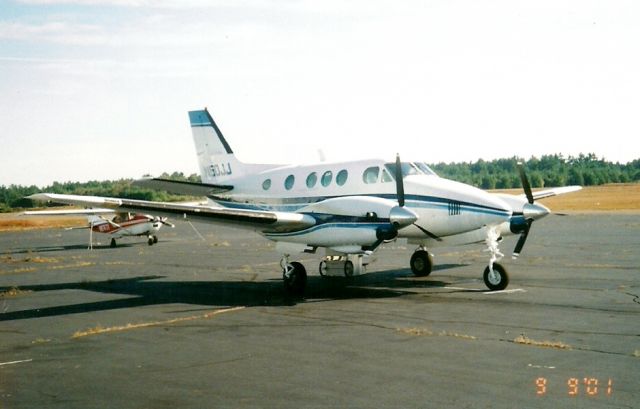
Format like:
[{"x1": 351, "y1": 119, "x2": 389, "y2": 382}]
[
  {"x1": 160, "y1": 217, "x2": 175, "y2": 228},
  {"x1": 517, "y1": 163, "x2": 534, "y2": 204},
  {"x1": 395, "y1": 154, "x2": 405, "y2": 207},
  {"x1": 413, "y1": 223, "x2": 443, "y2": 242},
  {"x1": 512, "y1": 219, "x2": 533, "y2": 258}
]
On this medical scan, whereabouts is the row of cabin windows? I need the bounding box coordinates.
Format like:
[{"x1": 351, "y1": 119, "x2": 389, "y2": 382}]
[
  {"x1": 261, "y1": 162, "x2": 437, "y2": 191},
  {"x1": 262, "y1": 169, "x2": 349, "y2": 191}
]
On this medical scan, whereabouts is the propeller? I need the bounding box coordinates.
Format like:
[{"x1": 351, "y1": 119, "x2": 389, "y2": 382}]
[
  {"x1": 154, "y1": 216, "x2": 175, "y2": 228},
  {"x1": 393, "y1": 154, "x2": 442, "y2": 242},
  {"x1": 512, "y1": 163, "x2": 549, "y2": 258},
  {"x1": 371, "y1": 155, "x2": 440, "y2": 249}
]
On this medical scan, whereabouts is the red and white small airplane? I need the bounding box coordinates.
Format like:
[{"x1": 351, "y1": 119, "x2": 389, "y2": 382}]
[{"x1": 23, "y1": 209, "x2": 173, "y2": 249}]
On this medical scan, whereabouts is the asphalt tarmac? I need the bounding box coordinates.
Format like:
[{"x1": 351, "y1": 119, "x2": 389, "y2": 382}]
[{"x1": 0, "y1": 214, "x2": 638, "y2": 408}]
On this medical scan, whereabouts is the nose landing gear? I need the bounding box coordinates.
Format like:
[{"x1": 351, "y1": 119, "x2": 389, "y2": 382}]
[{"x1": 483, "y1": 226, "x2": 509, "y2": 291}]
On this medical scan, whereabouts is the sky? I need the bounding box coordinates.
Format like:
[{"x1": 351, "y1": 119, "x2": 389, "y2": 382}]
[{"x1": 1, "y1": 0, "x2": 639, "y2": 187}]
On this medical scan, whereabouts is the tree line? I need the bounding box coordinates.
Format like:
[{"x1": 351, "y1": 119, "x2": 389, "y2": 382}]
[
  {"x1": 0, "y1": 172, "x2": 200, "y2": 212},
  {"x1": 1, "y1": 154, "x2": 639, "y2": 212},
  {"x1": 431, "y1": 153, "x2": 639, "y2": 190}
]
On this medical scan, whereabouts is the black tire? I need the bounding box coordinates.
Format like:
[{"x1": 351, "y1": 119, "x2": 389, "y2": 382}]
[
  {"x1": 319, "y1": 261, "x2": 327, "y2": 277},
  {"x1": 153, "y1": 235, "x2": 158, "y2": 244},
  {"x1": 344, "y1": 260, "x2": 354, "y2": 277},
  {"x1": 483, "y1": 263, "x2": 509, "y2": 291},
  {"x1": 410, "y1": 250, "x2": 432, "y2": 277},
  {"x1": 283, "y1": 261, "x2": 307, "y2": 296},
  {"x1": 110, "y1": 238, "x2": 117, "y2": 248},
  {"x1": 148, "y1": 237, "x2": 154, "y2": 246}
]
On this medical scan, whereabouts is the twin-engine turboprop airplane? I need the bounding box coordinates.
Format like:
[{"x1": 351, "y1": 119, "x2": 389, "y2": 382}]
[
  {"x1": 23, "y1": 209, "x2": 174, "y2": 248},
  {"x1": 28, "y1": 108, "x2": 581, "y2": 294}
]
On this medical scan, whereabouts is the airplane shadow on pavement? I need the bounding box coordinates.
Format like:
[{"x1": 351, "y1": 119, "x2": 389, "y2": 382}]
[{"x1": 0, "y1": 263, "x2": 469, "y2": 322}]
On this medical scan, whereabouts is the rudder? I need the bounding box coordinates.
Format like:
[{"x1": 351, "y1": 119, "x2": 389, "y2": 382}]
[{"x1": 189, "y1": 108, "x2": 244, "y2": 184}]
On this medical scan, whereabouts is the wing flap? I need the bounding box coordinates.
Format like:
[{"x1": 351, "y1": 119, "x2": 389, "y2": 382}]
[{"x1": 133, "y1": 178, "x2": 232, "y2": 196}]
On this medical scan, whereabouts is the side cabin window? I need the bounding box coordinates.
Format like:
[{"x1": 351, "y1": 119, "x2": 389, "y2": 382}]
[
  {"x1": 262, "y1": 179, "x2": 272, "y2": 190},
  {"x1": 285, "y1": 175, "x2": 295, "y2": 190},
  {"x1": 336, "y1": 170, "x2": 348, "y2": 186},
  {"x1": 321, "y1": 171, "x2": 333, "y2": 187},
  {"x1": 306, "y1": 172, "x2": 318, "y2": 188},
  {"x1": 363, "y1": 166, "x2": 379, "y2": 184}
]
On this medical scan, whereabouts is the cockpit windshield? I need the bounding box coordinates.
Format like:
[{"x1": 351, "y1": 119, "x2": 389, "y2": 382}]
[
  {"x1": 414, "y1": 162, "x2": 438, "y2": 176},
  {"x1": 384, "y1": 162, "x2": 438, "y2": 179}
]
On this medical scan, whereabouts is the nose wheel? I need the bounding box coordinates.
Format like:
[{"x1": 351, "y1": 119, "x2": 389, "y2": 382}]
[
  {"x1": 483, "y1": 263, "x2": 509, "y2": 291},
  {"x1": 484, "y1": 226, "x2": 509, "y2": 291}
]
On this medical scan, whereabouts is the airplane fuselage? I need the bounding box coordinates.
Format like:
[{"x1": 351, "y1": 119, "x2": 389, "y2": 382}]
[
  {"x1": 92, "y1": 214, "x2": 161, "y2": 239},
  {"x1": 204, "y1": 158, "x2": 513, "y2": 249}
]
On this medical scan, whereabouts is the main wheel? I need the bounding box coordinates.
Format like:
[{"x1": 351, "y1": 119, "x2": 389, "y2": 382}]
[
  {"x1": 410, "y1": 250, "x2": 432, "y2": 277},
  {"x1": 319, "y1": 261, "x2": 327, "y2": 277},
  {"x1": 283, "y1": 261, "x2": 307, "y2": 296},
  {"x1": 148, "y1": 237, "x2": 154, "y2": 246},
  {"x1": 344, "y1": 260, "x2": 354, "y2": 277},
  {"x1": 483, "y1": 263, "x2": 509, "y2": 291},
  {"x1": 153, "y1": 235, "x2": 158, "y2": 244}
]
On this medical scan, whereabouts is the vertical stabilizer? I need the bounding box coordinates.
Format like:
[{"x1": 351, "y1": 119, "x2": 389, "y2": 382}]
[{"x1": 189, "y1": 108, "x2": 245, "y2": 184}]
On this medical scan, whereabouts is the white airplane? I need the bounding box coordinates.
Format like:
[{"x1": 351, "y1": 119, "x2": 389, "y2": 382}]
[
  {"x1": 23, "y1": 209, "x2": 173, "y2": 248},
  {"x1": 28, "y1": 108, "x2": 581, "y2": 295}
]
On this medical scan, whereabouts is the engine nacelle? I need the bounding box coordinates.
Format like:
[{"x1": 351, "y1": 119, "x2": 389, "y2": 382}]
[{"x1": 509, "y1": 215, "x2": 529, "y2": 234}]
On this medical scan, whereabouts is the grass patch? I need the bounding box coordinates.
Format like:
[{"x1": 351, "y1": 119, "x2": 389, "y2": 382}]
[
  {"x1": 397, "y1": 327, "x2": 477, "y2": 340},
  {"x1": 513, "y1": 334, "x2": 571, "y2": 350},
  {"x1": 495, "y1": 183, "x2": 640, "y2": 213},
  {"x1": 72, "y1": 306, "x2": 245, "y2": 338},
  {"x1": 0, "y1": 286, "x2": 32, "y2": 298},
  {"x1": 0, "y1": 215, "x2": 86, "y2": 231}
]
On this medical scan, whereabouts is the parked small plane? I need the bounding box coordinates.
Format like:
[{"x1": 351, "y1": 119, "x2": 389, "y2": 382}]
[
  {"x1": 28, "y1": 108, "x2": 580, "y2": 294},
  {"x1": 23, "y1": 209, "x2": 174, "y2": 248}
]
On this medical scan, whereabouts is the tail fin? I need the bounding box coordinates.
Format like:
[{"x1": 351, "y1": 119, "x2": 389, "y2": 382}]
[{"x1": 189, "y1": 108, "x2": 246, "y2": 184}]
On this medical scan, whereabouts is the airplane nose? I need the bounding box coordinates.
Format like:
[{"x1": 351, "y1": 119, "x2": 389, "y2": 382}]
[{"x1": 523, "y1": 202, "x2": 550, "y2": 221}]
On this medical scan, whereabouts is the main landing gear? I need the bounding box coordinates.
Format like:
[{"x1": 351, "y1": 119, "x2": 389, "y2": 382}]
[
  {"x1": 109, "y1": 235, "x2": 158, "y2": 248},
  {"x1": 281, "y1": 254, "x2": 368, "y2": 296},
  {"x1": 281, "y1": 255, "x2": 307, "y2": 296}
]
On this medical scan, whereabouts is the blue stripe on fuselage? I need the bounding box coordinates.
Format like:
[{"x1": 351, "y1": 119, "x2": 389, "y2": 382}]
[
  {"x1": 264, "y1": 222, "x2": 386, "y2": 238},
  {"x1": 209, "y1": 194, "x2": 510, "y2": 217}
]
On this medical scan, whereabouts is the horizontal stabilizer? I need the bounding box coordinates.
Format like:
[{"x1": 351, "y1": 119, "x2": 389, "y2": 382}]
[{"x1": 133, "y1": 178, "x2": 233, "y2": 196}]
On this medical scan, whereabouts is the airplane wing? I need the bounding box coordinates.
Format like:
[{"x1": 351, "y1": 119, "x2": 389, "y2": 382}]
[
  {"x1": 132, "y1": 178, "x2": 232, "y2": 196},
  {"x1": 528, "y1": 186, "x2": 582, "y2": 201},
  {"x1": 27, "y1": 193, "x2": 315, "y2": 233}
]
